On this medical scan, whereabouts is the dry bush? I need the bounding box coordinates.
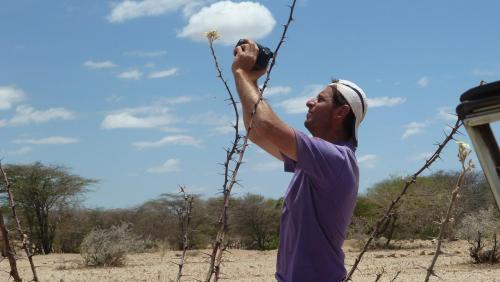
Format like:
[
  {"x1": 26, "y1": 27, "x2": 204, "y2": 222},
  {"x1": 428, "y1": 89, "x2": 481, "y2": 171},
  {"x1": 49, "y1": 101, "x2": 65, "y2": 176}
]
[
  {"x1": 80, "y1": 223, "x2": 149, "y2": 267},
  {"x1": 468, "y1": 232, "x2": 498, "y2": 264},
  {"x1": 457, "y1": 206, "x2": 500, "y2": 263}
]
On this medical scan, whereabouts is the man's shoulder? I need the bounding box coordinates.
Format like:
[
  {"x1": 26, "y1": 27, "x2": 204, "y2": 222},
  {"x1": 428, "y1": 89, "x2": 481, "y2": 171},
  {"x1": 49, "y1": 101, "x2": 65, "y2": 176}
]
[{"x1": 294, "y1": 129, "x2": 356, "y2": 157}]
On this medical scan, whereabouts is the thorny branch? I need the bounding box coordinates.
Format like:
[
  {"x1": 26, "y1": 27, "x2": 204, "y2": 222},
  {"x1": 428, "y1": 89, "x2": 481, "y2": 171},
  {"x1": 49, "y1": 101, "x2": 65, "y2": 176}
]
[
  {"x1": 175, "y1": 186, "x2": 194, "y2": 282},
  {"x1": 0, "y1": 162, "x2": 22, "y2": 282},
  {"x1": 205, "y1": 29, "x2": 242, "y2": 282},
  {"x1": 343, "y1": 119, "x2": 463, "y2": 281},
  {"x1": 424, "y1": 142, "x2": 474, "y2": 281},
  {"x1": 204, "y1": 1, "x2": 297, "y2": 281}
]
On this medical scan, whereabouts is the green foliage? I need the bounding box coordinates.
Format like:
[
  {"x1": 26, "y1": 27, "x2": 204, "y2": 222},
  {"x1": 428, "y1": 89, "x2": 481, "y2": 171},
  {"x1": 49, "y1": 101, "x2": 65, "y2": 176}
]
[
  {"x1": 231, "y1": 194, "x2": 281, "y2": 250},
  {"x1": 349, "y1": 171, "x2": 496, "y2": 241},
  {"x1": 6, "y1": 160, "x2": 495, "y2": 255},
  {"x1": 1, "y1": 162, "x2": 96, "y2": 254}
]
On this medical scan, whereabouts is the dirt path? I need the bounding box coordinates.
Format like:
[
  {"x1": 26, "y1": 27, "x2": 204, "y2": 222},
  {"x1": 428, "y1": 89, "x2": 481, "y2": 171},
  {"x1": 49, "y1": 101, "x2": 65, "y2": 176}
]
[{"x1": 1, "y1": 240, "x2": 499, "y2": 281}]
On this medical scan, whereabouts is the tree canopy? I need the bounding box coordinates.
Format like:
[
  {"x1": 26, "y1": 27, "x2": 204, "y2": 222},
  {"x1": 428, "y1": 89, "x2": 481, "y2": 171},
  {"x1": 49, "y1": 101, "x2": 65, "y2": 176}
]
[{"x1": 1, "y1": 162, "x2": 96, "y2": 254}]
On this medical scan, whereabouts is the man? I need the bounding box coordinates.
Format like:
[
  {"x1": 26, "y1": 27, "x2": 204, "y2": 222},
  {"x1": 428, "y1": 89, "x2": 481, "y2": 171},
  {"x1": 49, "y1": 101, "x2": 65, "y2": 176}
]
[{"x1": 232, "y1": 39, "x2": 368, "y2": 282}]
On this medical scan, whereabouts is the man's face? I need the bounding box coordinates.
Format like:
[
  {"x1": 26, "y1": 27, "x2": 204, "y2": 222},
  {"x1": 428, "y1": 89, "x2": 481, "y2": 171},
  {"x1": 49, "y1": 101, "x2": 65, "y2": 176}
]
[{"x1": 304, "y1": 86, "x2": 336, "y2": 135}]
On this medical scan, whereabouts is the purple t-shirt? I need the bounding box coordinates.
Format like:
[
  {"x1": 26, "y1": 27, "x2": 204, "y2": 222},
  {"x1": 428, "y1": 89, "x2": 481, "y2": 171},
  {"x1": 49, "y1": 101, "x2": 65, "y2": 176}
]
[{"x1": 276, "y1": 130, "x2": 359, "y2": 282}]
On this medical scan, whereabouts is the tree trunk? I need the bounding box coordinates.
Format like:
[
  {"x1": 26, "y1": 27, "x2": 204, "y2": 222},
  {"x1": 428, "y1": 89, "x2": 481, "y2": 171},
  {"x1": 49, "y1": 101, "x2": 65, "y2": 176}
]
[{"x1": 385, "y1": 214, "x2": 398, "y2": 247}]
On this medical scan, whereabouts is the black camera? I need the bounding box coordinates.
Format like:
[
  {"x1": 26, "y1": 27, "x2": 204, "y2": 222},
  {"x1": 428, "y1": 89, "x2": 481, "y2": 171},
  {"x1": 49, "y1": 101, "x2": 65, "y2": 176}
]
[{"x1": 235, "y1": 39, "x2": 274, "y2": 71}]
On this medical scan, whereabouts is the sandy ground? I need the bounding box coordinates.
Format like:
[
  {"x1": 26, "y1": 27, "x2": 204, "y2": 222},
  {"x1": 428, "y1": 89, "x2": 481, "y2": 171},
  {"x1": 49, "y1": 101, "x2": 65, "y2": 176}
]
[{"x1": 1, "y1": 240, "x2": 499, "y2": 281}]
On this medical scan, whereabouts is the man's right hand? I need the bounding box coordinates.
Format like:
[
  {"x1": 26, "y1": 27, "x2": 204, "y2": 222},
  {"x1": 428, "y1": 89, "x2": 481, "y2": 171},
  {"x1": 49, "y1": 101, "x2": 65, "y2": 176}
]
[{"x1": 232, "y1": 39, "x2": 267, "y2": 83}]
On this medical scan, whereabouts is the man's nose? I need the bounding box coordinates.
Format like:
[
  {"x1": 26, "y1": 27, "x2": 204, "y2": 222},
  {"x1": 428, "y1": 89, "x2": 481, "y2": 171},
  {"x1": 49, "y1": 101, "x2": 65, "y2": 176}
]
[{"x1": 306, "y1": 98, "x2": 316, "y2": 108}]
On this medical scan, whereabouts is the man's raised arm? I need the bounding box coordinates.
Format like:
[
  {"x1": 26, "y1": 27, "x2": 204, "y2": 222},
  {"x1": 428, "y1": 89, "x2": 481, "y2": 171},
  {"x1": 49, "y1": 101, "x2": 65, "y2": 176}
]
[{"x1": 231, "y1": 39, "x2": 297, "y2": 162}]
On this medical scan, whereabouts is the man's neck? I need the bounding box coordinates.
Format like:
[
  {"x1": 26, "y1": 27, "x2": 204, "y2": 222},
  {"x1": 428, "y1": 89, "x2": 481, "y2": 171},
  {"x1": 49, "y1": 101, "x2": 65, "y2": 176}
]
[{"x1": 314, "y1": 130, "x2": 349, "y2": 144}]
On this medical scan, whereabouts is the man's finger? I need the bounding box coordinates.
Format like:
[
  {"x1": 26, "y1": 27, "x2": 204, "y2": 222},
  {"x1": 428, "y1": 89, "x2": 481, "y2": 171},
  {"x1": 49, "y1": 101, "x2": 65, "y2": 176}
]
[
  {"x1": 234, "y1": 45, "x2": 243, "y2": 56},
  {"x1": 249, "y1": 42, "x2": 258, "y2": 53}
]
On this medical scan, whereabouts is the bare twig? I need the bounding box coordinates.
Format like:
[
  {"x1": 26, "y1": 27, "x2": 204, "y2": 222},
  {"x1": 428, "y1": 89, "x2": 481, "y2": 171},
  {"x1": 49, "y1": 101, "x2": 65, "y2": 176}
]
[
  {"x1": 390, "y1": 270, "x2": 401, "y2": 282},
  {"x1": 213, "y1": 243, "x2": 228, "y2": 281},
  {"x1": 2, "y1": 161, "x2": 40, "y2": 282},
  {"x1": 373, "y1": 268, "x2": 385, "y2": 282},
  {"x1": 491, "y1": 233, "x2": 497, "y2": 264},
  {"x1": 343, "y1": 119, "x2": 462, "y2": 281},
  {"x1": 175, "y1": 186, "x2": 194, "y2": 282},
  {"x1": 0, "y1": 211, "x2": 21, "y2": 282},
  {"x1": 0, "y1": 166, "x2": 22, "y2": 282},
  {"x1": 385, "y1": 213, "x2": 398, "y2": 247},
  {"x1": 424, "y1": 142, "x2": 474, "y2": 281},
  {"x1": 259, "y1": 1, "x2": 297, "y2": 94},
  {"x1": 204, "y1": 1, "x2": 297, "y2": 281}
]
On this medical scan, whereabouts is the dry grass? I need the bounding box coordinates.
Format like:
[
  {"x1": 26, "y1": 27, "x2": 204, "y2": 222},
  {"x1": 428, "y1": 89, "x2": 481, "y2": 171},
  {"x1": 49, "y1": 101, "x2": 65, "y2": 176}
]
[{"x1": 1, "y1": 240, "x2": 499, "y2": 281}]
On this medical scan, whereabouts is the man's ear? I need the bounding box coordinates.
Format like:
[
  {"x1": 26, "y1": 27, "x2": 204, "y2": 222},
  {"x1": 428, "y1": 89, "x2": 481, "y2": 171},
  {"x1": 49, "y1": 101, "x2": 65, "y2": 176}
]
[{"x1": 334, "y1": 105, "x2": 351, "y2": 119}]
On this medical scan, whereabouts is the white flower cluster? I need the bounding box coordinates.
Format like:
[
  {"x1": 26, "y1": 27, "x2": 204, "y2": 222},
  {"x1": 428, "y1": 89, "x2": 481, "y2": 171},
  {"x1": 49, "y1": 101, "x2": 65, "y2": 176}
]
[
  {"x1": 205, "y1": 30, "x2": 220, "y2": 43},
  {"x1": 456, "y1": 140, "x2": 471, "y2": 163}
]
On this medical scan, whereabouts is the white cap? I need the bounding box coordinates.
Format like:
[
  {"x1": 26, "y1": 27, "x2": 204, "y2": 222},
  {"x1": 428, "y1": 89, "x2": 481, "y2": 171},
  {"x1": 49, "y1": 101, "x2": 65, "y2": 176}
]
[{"x1": 328, "y1": 79, "x2": 368, "y2": 146}]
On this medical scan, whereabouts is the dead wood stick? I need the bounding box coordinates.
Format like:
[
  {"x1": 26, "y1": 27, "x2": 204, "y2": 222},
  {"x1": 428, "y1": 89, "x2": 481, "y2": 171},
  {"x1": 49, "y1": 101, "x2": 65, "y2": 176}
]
[{"x1": 424, "y1": 142, "x2": 473, "y2": 281}]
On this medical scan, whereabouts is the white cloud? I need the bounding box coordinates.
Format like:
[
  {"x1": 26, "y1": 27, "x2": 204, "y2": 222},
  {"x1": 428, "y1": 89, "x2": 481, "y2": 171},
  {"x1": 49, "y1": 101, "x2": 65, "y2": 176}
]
[
  {"x1": 117, "y1": 69, "x2": 143, "y2": 80},
  {"x1": 263, "y1": 86, "x2": 292, "y2": 97},
  {"x1": 250, "y1": 161, "x2": 282, "y2": 172},
  {"x1": 436, "y1": 107, "x2": 457, "y2": 121},
  {"x1": 108, "y1": 0, "x2": 190, "y2": 23},
  {"x1": 417, "y1": 76, "x2": 429, "y2": 87},
  {"x1": 12, "y1": 136, "x2": 79, "y2": 145},
  {"x1": 0, "y1": 86, "x2": 26, "y2": 110},
  {"x1": 5, "y1": 105, "x2": 74, "y2": 126},
  {"x1": 179, "y1": 1, "x2": 276, "y2": 45},
  {"x1": 147, "y1": 159, "x2": 181, "y2": 173},
  {"x1": 187, "y1": 111, "x2": 232, "y2": 125},
  {"x1": 206, "y1": 114, "x2": 242, "y2": 135},
  {"x1": 213, "y1": 124, "x2": 235, "y2": 135},
  {"x1": 83, "y1": 60, "x2": 117, "y2": 69},
  {"x1": 277, "y1": 84, "x2": 323, "y2": 114},
  {"x1": 182, "y1": 0, "x2": 205, "y2": 18},
  {"x1": 101, "y1": 106, "x2": 176, "y2": 129},
  {"x1": 149, "y1": 68, "x2": 178, "y2": 79},
  {"x1": 159, "y1": 96, "x2": 193, "y2": 104},
  {"x1": 132, "y1": 135, "x2": 201, "y2": 149},
  {"x1": 367, "y1": 97, "x2": 406, "y2": 108},
  {"x1": 358, "y1": 154, "x2": 377, "y2": 168},
  {"x1": 160, "y1": 126, "x2": 186, "y2": 133},
  {"x1": 124, "y1": 50, "x2": 167, "y2": 58},
  {"x1": 402, "y1": 122, "x2": 426, "y2": 139},
  {"x1": 278, "y1": 96, "x2": 308, "y2": 114}
]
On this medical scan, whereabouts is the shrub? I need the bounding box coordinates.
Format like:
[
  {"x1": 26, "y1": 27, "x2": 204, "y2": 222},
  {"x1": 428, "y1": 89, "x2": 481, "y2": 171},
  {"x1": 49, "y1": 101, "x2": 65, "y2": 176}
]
[
  {"x1": 80, "y1": 223, "x2": 147, "y2": 267},
  {"x1": 457, "y1": 206, "x2": 500, "y2": 264},
  {"x1": 468, "y1": 232, "x2": 499, "y2": 264}
]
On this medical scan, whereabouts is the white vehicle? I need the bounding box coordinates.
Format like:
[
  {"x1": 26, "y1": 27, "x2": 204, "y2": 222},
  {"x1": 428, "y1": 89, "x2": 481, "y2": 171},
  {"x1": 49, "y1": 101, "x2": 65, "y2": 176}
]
[{"x1": 456, "y1": 81, "x2": 500, "y2": 209}]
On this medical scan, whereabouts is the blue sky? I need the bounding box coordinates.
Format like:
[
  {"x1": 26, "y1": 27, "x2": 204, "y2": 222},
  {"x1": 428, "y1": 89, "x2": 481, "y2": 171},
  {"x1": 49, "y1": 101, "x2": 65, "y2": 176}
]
[{"x1": 1, "y1": 0, "x2": 499, "y2": 208}]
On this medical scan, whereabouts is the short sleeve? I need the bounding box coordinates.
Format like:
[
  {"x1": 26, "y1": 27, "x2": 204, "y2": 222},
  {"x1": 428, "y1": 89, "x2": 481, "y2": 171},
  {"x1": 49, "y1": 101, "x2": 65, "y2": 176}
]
[
  {"x1": 291, "y1": 129, "x2": 349, "y2": 185},
  {"x1": 282, "y1": 152, "x2": 296, "y2": 173}
]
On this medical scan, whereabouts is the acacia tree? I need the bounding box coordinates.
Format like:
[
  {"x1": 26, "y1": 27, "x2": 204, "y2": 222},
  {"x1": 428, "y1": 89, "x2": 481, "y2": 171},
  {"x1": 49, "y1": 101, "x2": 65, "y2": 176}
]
[
  {"x1": 232, "y1": 194, "x2": 281, "y2": 250},
  {"x1": 356, "y1": 170, "x2": 493, "y2": 240},
  {"x1": 2, "y1": 162, "x2": 96, "y2": 254}
]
